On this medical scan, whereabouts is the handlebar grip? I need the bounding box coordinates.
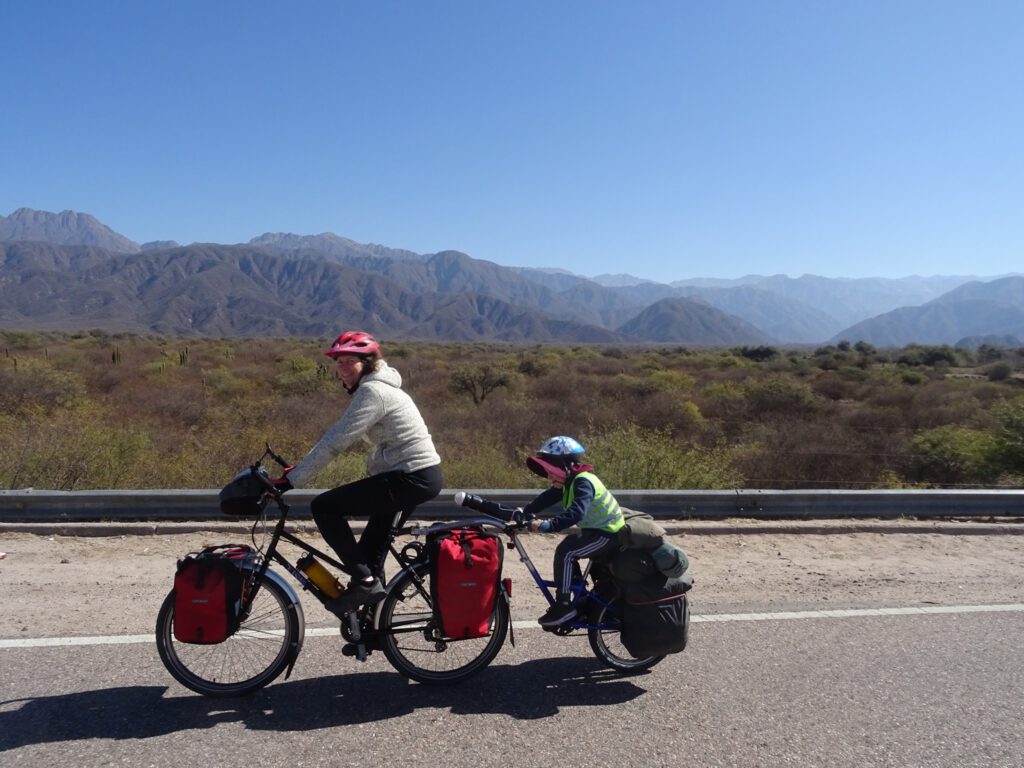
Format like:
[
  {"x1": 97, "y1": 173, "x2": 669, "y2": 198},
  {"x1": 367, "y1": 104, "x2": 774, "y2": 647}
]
[{"x1": 453, "y1": 491, "x2": 518, "y2": 521}]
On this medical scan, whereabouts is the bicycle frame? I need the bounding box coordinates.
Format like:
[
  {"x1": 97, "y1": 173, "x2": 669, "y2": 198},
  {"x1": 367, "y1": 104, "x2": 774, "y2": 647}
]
[
  {"x1": 501, "y1": 525, "x2": 620, "y2": 633},
  {"x1": 241, "y1": 487, "x2": 430, "y2": 646}
]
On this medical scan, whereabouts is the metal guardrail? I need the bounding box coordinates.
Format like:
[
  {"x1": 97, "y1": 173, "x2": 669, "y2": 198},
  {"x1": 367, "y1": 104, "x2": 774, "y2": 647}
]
[{"x1": 1, "y1": 488, "x2": 1023, "y2": 523}]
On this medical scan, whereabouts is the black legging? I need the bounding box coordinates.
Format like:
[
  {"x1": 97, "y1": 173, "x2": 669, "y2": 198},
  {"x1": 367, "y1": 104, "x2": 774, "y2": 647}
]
[{"x1": 310, "y1": 464, "x2": 443, "y2": 580}]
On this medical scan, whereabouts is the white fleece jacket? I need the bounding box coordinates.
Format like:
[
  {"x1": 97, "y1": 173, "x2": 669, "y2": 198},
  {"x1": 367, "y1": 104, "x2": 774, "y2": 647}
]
[{"x1": 287, "y1": 362, "x2": 440, "y2": 487}]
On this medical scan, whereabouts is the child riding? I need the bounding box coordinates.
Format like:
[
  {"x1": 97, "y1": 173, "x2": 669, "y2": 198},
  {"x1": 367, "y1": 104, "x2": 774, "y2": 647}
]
[{"x1": 521, "y1": 436, "x2": 625, "y2": 627}]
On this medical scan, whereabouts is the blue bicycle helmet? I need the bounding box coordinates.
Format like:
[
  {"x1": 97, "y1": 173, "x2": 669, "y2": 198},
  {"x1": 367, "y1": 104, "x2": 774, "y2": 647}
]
[{"x1": 527, "y1": 435, "x2": 586, "y2": 478}]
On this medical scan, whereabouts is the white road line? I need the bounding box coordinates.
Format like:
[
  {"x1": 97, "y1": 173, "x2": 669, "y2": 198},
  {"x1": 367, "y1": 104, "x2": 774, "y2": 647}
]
[{"x1": 3, "y1": 603, "x2": 1023, "y2": 649}]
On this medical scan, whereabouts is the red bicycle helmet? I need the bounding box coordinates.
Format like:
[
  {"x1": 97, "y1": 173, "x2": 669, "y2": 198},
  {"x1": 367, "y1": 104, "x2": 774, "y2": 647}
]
[{"x1": 324, "y1": 331, "x2": 381, "y2": 359}]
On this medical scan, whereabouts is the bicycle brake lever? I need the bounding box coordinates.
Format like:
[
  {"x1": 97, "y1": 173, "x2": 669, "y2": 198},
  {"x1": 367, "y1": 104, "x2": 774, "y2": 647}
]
[{"x1": 264, "y1": 443, "x2": 291, "y2": 469}]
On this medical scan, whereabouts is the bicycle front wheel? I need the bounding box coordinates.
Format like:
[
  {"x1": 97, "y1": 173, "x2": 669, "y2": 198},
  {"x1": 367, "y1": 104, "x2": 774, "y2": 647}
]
[
  {"x1": 378, "y1": 561, "x2": 508, "y2": 685},
  {"x1": 588, "y1": 598, "x2": 665, "y2": 673},
  {"x1": 156, "y1": 569, "x2": 302, "y2": 697}
]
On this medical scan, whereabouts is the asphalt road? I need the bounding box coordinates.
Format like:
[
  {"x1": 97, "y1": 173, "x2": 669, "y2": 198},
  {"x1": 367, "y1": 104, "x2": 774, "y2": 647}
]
[{"x1": 2, "y1": 608, "x2": 1022, "y2": 767}]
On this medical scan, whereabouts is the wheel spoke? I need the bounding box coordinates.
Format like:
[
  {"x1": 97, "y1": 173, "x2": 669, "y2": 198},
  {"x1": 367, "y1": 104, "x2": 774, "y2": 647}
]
[
  {"x1": 156, "y1": 569, "x2": 299, "y2": 697},
  {"x1": 378, "y1": 562, "x2": 507, "y2": 684}
]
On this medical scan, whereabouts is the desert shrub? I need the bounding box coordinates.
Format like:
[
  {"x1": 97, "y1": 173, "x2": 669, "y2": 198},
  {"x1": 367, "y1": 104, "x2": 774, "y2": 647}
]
[
  {"x1": 612, "y1": 373, "x2": 659, "y2": 397},
  {"x1": 741, "y1": 374, "x2": 826, "y2": 421},
  {"x1": 731, "y1": 419, "x2": 860, "y2": 488},
  {"x1": 438, "y1": 442, "x2": 537, "y2": 490},
  {"x1": 517, "y1": 352, "x2": 555, "y2": 378},
  {"x1": 448, "y1": 362, "x2": 515, "y2": 405},
  {"x1": 812, "y1": 373, "x2": 854, "y2": 402},
  {"x1": 908, "y1": 425, "x2": 998, "y2": 486},
  {"x1": 700, "y1": 380, "x2": 744, "y2": 410},
  {"x1": 985, "y1": 362, "x2": 1014, "y2": 382},
  {"x1": 989, "y1": 397, "x2": 1024, "y2": 476},
  {"x1": 734, "y1": 345, "x2": 779, "y2": 362},
  {"x1": 584, "y1": 423, "x2": 740, "y2": 489},
  {"x1": 898, "y1": 344, "x2": 965, "y2": 368},
  {"x1": 200, "y1": 365, "x2": 253, "y2": 400},
  {"x1": 898, "y1": 369, "x2": 926, "y2": 385},
  {"x1": 648, "y1": 369, "x2": 695, "y2": 392},
  {"x1": 872, "y1": 469, "x2": 914, "y2": 489},
  {"x1": 0, "y1": 403, "x2": 161, "y2": 490},
  {"x1": 274, "y1": 355, "x2": 333, "y2": 395},
  {"x1": 0, "y1": 357, "x2": 86, "y2": 413}
]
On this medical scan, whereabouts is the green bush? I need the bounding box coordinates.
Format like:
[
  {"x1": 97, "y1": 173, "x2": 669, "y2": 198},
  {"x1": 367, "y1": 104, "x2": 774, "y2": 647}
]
[
  {"x1": 909, "y1": 425, "x2": 998, "y2": 486},
  {"x1": 584, "y1": 423, "x2": 740, "y2": 489}
]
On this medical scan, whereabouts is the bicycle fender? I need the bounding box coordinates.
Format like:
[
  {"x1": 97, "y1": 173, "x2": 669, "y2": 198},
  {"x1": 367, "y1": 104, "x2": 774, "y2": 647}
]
[
  {"x1": 500, "y1": 582, "x2": 515, "y2": 648},
  {"x1": 244, "y1": 564, "x2": 306, "y2": 676}
]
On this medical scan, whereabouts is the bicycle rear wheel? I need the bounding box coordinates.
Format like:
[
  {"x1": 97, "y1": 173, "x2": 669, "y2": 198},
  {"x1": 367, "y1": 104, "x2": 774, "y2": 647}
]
[
  {"x1": 156, "y1": 568, "x2": 302, "y2": 697},
  {"x1": 377, "y1": 561, "x2": 508, "y2": 685},
  {"x1": 588, "y1": 598, "x2": 664, "y2": 673}
]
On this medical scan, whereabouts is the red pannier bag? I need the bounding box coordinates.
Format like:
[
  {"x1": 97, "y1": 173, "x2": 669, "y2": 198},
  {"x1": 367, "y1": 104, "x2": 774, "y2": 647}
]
[
  {"x1": 430, "y1": 528, "x2": 503, "y2": 639},
  {"x1": 173, "y1": 545, "x2": 252, "y2": 644}
]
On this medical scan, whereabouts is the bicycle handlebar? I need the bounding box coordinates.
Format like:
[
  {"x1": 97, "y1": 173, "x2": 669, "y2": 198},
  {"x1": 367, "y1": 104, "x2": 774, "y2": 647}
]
[
  {"x1": 263, "y1": 443, "x2": 292, "y2": 470},
  {"x1": 454, "y1": 491, "x2": 533, "y2": 528}
]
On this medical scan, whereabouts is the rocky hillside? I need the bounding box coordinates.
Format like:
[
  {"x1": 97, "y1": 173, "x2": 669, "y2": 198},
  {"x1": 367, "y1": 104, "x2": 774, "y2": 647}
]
[{"x1": 2, "y1": 207, "x2": 1020, "y2": 346}]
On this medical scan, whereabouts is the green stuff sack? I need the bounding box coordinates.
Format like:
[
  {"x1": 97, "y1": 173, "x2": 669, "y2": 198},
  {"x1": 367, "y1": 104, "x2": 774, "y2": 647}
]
[
  {"x1": 651, "y1": 542, "x2": 689, "y2": 579},
  {"x1": 616, "y1": 508, "x2": 666, "y2": 550}
]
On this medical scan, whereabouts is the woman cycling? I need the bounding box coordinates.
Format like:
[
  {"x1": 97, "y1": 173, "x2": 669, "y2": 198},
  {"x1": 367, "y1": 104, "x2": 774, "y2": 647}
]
[{"x1": 280, "y1": 331, "x2": 442, "y2": 615}]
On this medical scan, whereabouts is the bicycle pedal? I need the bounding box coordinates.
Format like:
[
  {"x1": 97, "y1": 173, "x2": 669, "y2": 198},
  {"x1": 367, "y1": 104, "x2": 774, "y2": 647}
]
[
  {"x1": 545, "y1": 625, "x2": 574, "y2": 636},
  {"x1": 341, "y1": 643, "x2": 373, "y2": 660}
]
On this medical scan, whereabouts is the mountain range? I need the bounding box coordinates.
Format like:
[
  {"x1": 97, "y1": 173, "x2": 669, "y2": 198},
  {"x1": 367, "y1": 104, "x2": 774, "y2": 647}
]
[{"x1": 1, "y1": 207, "x2": 1021, "y2": 347}]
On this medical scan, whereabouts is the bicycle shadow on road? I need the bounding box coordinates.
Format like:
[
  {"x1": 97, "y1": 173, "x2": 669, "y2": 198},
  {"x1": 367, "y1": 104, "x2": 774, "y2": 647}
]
[{"x1": 0, "y1": 656, "x2": 650, "y2": 748}]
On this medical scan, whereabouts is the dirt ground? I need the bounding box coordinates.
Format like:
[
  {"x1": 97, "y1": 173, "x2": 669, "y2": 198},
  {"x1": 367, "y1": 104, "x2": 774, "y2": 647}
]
[{"x1": 2, "y1": 519, "x2": 1024, "y2": 639}]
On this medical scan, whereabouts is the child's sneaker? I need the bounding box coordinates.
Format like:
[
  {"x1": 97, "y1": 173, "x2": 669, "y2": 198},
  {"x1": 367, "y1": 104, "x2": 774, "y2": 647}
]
[{"x1": 538, "y1": 600, "x2": 578, "y2": 627}]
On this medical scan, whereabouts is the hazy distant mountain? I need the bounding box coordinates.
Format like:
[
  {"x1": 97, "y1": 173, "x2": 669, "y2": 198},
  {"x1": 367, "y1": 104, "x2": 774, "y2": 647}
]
[
  {"x1": 743, "y1": 274, "x2": 978, "y2": 330},
  {"x1": 249, "y1": 232, "x2": 425, "y2": 263},
  {"x1": 672, "y1": 275, "x2": 769, "y2": 289},
  {"x1": 831, "y1": 276, "x2": 1024, "y2": 346},
  {"x1": 586, "y1": 271, "x2": 994, "y2": 341},
  {"x1": 0, "y1": 208, "x2": 140, "y2": 253},
  {"x1": 4, "y1": 207, "x2": 1019, "y2": 347},
  {"x1": 512, "y1": 266, "x2": 594, "y2": 293},
  {"x1": 591, "y1": 273, "x2": 660, "y2": 288},
  {"x1": 560, "y1": 278, "x2": 849, "y2": 342},
  {"x1": 617, "y1": 297, "x2": 772, "y2": 345},
  {"x1": 407, "y1": 292, "x2": 622, "y2": 343},
  {"x1": 956, "y1": 334, "x2": 1023, "y2": 350},
  {"x1": 674, "y1": 285, "x2": 842, "y2": 344}
]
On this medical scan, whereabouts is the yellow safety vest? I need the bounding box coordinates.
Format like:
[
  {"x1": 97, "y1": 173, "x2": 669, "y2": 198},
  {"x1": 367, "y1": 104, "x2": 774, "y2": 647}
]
[{"x1": 562, "y1": 472, "x2": 625, "y2": 533}]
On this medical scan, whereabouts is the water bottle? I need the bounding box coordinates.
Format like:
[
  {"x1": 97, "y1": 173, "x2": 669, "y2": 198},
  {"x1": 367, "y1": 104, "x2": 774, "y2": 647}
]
[{"x1": 297, "y1": 553, "x2": 344, "y2": 598}]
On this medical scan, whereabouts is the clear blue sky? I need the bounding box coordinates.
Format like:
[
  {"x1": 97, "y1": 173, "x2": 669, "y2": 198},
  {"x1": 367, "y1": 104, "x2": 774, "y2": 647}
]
[{"x1": 2, "y1": 1, "x2": 1021, "y2": 283}]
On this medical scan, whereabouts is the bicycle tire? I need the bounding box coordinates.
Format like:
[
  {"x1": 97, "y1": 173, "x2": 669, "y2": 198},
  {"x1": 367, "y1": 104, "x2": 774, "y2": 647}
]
[
  {"x1": 155, "y1": 568, "x2": 302, "y2": 697},
  {"x1": 587, "y1": 598, "x2": 665, "y2": 673},
  {"x1": 377, "y1": 561, "x2": 508, "y2": 685}
]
